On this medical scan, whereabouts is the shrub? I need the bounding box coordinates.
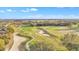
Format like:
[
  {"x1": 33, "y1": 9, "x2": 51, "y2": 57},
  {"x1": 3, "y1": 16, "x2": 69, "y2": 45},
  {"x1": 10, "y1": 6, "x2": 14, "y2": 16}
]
[
  {"x1": 62, "y1": 32, "x2": 79, "y2": 51},
  {"x1": 0, "y1": 39, "x2": 5, "y2": 51}
]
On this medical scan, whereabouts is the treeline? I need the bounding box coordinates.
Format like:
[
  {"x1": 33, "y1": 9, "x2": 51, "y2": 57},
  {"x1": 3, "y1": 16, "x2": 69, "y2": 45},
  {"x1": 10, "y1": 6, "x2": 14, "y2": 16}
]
[
  {"x1": 12, "y1": 20, "x2": 79, "y2": 27},
  {"x1": 1, "y1": 20, "x2": 79, "y2": 27}
]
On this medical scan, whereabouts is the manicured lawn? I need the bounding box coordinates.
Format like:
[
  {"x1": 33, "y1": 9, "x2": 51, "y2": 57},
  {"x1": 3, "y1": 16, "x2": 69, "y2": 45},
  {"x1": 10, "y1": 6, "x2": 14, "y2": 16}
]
[{"x1": 38, "y1": 26, "x2": 68, "y2": 31}]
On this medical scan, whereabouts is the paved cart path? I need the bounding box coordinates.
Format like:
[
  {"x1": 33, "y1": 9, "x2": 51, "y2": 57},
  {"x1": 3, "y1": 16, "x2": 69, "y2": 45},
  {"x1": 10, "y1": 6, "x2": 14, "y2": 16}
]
[{"x1": 10, "y1": 33, "x2": 26, "y2": 51}]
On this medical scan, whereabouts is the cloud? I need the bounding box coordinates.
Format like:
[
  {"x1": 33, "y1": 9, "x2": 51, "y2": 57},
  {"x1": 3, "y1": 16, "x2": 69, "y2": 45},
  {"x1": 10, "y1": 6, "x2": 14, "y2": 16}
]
[
  {"x1": 63, "y1": 15, "x2": 79, "y2": 19},
  {"x1": 30, "y1": 8, "x2": 38, "y2": 11},
  {"x1": 6, "y1": 9, "x2": 16, "y2": 12},
  {"x1": 27, "y1": 14, "x2": 43, "y2": 19},
  {"x1": 0, "y1": 8, "x2": 38, "y2": 13},
  {"x1": 6, "y1": 9, "x2": 13, "y2": 12},
  {"x1": 0, "y1": 9, "x2": 16, "y2": 13},
  {"x1": 0, "y1": 10, "x2": 5, "y2": 13},
  {"x1": 0, "y1": 9, "x2": 13, "y2": 13},
  {"x1": 23, "y1": 14, "x2": 79, "y2": 19},
  {"x1": 21, "y1": 10, "x2": 28, "y2": 12},
  {"x1": 49, "y1": 15, "x2": 79, "y2": 19},
  {"x1": 21, "y1": 8, "x2": 29, "y2": 12},
  {"x1": 21, "y1": 8, "x2": 38, "y2": 13}
]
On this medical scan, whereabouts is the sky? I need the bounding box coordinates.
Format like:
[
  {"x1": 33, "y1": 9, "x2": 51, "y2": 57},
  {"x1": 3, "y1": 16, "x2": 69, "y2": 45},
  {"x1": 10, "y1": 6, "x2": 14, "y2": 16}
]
[{"x1": 0, "y1": 7, "x2": 79, "y2": 19}]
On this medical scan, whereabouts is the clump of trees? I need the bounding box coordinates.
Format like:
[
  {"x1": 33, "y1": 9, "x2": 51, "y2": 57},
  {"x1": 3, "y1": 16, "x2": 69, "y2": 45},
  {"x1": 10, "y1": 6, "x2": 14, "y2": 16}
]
[
  {"x1": 0, "y1": 23, "x2": 15, "y2": 51},
  {"x1": 0, "y1": 39, "x2": 5, "y2": 51},
  {"x1": 62, "y1": 32, "x2": 79, "y2": 51}
]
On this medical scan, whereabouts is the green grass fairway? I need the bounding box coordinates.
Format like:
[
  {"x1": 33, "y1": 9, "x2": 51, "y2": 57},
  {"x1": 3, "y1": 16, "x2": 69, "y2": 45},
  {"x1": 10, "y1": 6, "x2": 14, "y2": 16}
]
[
  {"x1": 18, "y1": 26, "x2": 68, "y2": 51},
  {"x1": 38, "y1": 26, "x2": 68, "y2": 31}
]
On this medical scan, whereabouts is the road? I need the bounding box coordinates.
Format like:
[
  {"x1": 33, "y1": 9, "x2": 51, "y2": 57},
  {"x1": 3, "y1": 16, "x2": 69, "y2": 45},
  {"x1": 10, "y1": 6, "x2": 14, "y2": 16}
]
[{"x1": 10, "y1": 33, "x2": 26, "y2": 51}]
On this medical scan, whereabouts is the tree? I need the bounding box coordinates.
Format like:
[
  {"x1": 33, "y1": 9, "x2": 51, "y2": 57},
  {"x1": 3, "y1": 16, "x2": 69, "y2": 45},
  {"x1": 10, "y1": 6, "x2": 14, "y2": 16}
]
[{"x1": 7, "y1": 25, "x2": 15, "y2": 33}]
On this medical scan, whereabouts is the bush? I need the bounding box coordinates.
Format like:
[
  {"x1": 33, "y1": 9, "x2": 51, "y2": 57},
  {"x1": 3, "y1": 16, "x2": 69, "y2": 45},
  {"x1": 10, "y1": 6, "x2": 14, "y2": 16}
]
[
  {"x1": 7, "y1": 25, "x2": 15, "y2": 33},
  {"x1": 0, "y1": 39, "x2": 5, "y2": 51},
  {"x1": 27, "y1": 38, "x2": 54, "y2": 51},
  {"x1": 62, "y1": 32, "x2": 79, "y2": 51}
]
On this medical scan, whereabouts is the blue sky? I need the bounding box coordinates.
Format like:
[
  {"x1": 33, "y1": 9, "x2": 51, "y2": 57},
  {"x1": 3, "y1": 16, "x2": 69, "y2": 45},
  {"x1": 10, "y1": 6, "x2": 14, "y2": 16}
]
[{"x1": 0, "y1": 7, "x2": 79, "y2": 19}]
